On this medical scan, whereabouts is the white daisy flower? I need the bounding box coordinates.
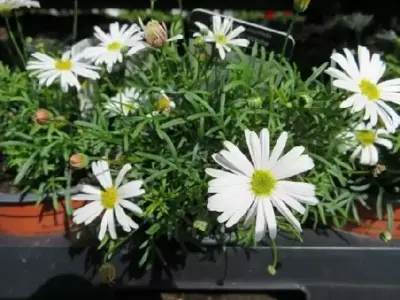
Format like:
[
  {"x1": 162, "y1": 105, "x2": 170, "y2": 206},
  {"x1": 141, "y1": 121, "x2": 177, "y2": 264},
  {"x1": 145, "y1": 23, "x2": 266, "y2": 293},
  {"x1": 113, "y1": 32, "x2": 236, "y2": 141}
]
[
  {"x1": 82, "y1": 22, "x2": 146, "y2": 73},
  {"x1": 206, "y1": 129, "x2": 318, "y2": 241},
  {"x1": 338, "y1": 122, "x2": 393, "y2": 166},
  {"x1": 325, "y1": 45, "x2": 400, "y2": 132},
  {"x1": 0, "y1": 0, "x2": 40, "y2": 12},
  {"x1": 104, "y1": 87, "x2": 141, "y2": 116},
  {"x1": 193, "y1": 15, "x2": 250, "y2": 60},
  {"x1": 72, "y1": 160, "x2": 145, "y2": 241},
  {"x1": 26, "y1": 50, "x2": 100, "y2": 93}
]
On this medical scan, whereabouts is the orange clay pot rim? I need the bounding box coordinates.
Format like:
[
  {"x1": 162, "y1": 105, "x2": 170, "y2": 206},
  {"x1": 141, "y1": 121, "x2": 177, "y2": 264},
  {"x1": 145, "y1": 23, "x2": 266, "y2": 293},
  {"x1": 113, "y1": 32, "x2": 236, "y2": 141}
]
[{"x1": 0, "y1": 185, "x2": 82, "y2": 204}]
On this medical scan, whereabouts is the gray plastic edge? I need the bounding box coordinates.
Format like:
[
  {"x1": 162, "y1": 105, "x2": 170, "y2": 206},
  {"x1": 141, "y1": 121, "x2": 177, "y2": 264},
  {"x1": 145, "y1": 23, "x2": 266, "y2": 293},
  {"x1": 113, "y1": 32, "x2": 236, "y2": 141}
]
[{"x1": 0, "y1": 185, "x2": 82, "y2": 204}]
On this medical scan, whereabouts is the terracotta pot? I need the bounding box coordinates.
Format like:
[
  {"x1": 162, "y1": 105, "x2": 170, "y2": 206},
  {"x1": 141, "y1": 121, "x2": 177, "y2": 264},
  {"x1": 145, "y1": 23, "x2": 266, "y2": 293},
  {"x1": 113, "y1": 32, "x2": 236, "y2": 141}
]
[
  {"x1": 343, "y1": 204, "x2": 400, "y2": 239},
  {"x1": 0, "y1": 198, "x2": 84, "y2": 236}
]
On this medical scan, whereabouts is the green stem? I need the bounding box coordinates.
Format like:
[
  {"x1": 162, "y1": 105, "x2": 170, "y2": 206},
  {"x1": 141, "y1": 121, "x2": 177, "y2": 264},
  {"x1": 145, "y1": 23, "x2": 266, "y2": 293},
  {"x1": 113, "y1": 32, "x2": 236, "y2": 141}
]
[
  {"x1": 13, "y1": 12, "x2": 26, "y2": 58},
  {"x1": 150, "y1": 0, "x2": 155, "y2": 13},
  {"x1": 4, "y1": 16, "x2": 25, "y2": 66},
  {"x1": 72, "y1": 0, "x2": 78, "y2": 43},
  {"x1": 281, "y1": 13, "x2": 297, "y2": 58},
  {"x1": 267, "y1": 239, "x2": 279, "y2": 275},
  {"x1": 65, "y1": 168, "x2": 73, "y2": 216},
  {"x1": 177, "y1": 0, "x2": 183, "y2": 16}
]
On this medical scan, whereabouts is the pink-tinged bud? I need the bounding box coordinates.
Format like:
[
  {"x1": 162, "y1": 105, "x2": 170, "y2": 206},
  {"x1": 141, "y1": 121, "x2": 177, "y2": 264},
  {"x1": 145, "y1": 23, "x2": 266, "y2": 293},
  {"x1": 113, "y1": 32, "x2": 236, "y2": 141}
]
[
  {"x1": 145, "y1": 20, "x2": 168, "y2": 48},
  {"x1": 34, "y1": 109, "x2": 50, "y2": 125},
  {"x1": 69, "y1": 153, "x2": 88, "y2": 169}
]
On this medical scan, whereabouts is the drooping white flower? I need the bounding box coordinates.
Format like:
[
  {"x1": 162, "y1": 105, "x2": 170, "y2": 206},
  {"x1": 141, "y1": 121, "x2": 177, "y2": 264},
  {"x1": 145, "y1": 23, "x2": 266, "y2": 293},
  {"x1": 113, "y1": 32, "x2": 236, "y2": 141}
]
[
  {"x1": 206, "y1": 129, "x2": 318, "y2": 241},
  {"x1": 72, "y1": 160, "x2": 145, "y2": 241},
  {"x1": 325, "y1": 45, "x2": 400, "y2": 132},
  {"x1": 0, "y1": 0, "x2": 40, "y2": 12},
  {"x1": 149, "y1": 90, "x2": 176, "y2": 117},
  {"x1": 82, "y1": 22, "x2": 146, "y2": 73},
  {"x1": 26, "y1": 50, "x2": 100, "y2": 92},
  {"x1": 338, "y1": 122, "x2": 393, "y2": 166},
  {"x1": 193, "y1": 15, "x2": 250, "y2": 60},
  {"x1": 104, "y1": 87, "x2": 141, "y2": 116}
]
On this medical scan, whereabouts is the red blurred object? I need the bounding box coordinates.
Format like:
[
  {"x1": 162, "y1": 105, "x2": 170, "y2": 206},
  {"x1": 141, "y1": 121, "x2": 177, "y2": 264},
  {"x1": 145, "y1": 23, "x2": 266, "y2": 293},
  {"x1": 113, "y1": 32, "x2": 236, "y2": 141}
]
[
  {"x1": 283, "y1": 10, "x2": 293, "y2": 17},
  {"x1": 264, "y1": 10, "x2": 276, "y2": 20}
]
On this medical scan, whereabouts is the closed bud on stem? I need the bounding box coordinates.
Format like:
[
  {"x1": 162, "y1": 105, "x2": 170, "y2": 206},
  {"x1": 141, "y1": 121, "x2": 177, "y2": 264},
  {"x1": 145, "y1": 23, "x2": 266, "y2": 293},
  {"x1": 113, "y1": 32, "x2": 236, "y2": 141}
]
[
  {"x1": 55, "y1": 115, "x2": 68, "y2": 128},
  {"x1": 34, "y1": 109, "x2": 50, "y2": 125},
  {"x1": 380, "y1": 231, "x2": 392, "y2": 243},
  {"x1": 294, "y1": 0, "x2": 310, "y2": 12},
  {"x1": 145, "y1": 20, "x2": 168, "y2": 48},
  {"x1": 193, "y1": 36, "x2": 205, "y2": 48},
  {"x1": 69, "y1": 153, "x2": 88, "y2": 169},
  {"x1": 247, "y1": 96, "x2": 263, "y2": 109}
]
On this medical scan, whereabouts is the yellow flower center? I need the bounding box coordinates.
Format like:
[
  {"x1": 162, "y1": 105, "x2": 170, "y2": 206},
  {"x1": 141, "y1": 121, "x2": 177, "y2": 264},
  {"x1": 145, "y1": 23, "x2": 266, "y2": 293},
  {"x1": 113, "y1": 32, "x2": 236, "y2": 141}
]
[
  {"x1": 251, "y1": 170, "x2": 277, "y2": 197},
  {"x1": 0, "y1": 5, "x2": 11, "y2": 12},
  {"x1": 55, "y1": 60, "x2": 72, "y2": 71},
  {"x1": 359, "y1": 79, "x2": 380, "y2": 101},
  {"x1": 355, "y1": 130, "x2": 376, "y2": 146},
  {"x1": 101, "y1": 187, "x2": 119, "y2": 209},
  {"x1": 215, "y1": 34, "x2": 228, "y2": 45},
  {"x1": 107, "y1": 41, "x2": 122, "y2": 51},
  {"x1": 156, "y1": 96, "x2": 172, "y2": 112}
]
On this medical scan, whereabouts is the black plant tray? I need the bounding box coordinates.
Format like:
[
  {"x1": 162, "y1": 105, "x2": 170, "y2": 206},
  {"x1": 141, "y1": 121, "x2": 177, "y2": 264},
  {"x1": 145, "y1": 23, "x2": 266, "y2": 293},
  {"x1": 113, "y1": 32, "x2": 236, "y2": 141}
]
[{"x1": 1, "y1": 229, "x2": 400, "y2": 300}]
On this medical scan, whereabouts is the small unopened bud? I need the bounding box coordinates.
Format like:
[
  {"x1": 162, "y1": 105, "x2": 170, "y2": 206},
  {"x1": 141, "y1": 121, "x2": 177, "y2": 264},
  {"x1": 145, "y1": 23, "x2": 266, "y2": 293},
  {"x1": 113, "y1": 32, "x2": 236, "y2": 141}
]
[
  {"x1": 34, "y1": 108, "x2": 50, "y2": 125},
  {"x1": 144, "y1": 20, "x2": 168, "y2": 48},
  {"x1": 294, "y1": 0, "x2": 310, "y2": 12},
  {"x1": 373, "y1": 164, "x2": 386, "y2": 177},
  {"x1": 70, "y1": 153, "x2": 88, "y2": 169},
  {"x1": 0, "y1": 27, "x2": 8, "y2": 41},
  {"x1": 247, "y1": 96, "x2": 263, "y2": 109},
  {"x1": 98, "y1": 263, "x2": 116, "y2": 285},
  {"x1": 193, "y1": 36, "x2": 205, "y2": 48},
  {"x1": 380, "y1": 231, "x2": 392, "y2": 243},
  {"x1": 55, "y1": 115, "x2": 68, "y2": 128},
  {"x1": 198, "y1": 52, "x2": 208, "y2": 62},
  {"x1": 267, "y1": 265, "x2": 276, "y2": 276}
]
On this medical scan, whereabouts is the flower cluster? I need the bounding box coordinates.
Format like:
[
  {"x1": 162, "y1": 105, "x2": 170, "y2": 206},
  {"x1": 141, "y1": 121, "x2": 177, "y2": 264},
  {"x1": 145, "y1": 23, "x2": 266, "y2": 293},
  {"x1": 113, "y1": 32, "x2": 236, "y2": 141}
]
[{"x1": 326, "y1": 46, "x2": 399, "y2": 166}]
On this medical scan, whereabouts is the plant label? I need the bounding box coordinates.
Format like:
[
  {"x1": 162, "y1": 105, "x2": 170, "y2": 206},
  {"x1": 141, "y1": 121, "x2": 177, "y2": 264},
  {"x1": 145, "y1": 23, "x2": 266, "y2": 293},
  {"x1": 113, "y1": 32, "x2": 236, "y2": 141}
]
[{"x1": 189, "y1": 8, "x2": 295, "y2": 58}]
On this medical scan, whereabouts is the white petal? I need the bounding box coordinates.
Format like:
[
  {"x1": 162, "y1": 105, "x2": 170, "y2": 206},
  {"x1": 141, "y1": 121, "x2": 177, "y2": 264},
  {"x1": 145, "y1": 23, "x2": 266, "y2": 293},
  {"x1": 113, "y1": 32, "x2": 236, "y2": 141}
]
[
  {"x1": 107, "y1": 209, "x2": 117, "y2": 239},
  {"x1": 266, "y1": 132, "x2": 288, "y2": 168},
  {"x1": 350, "y1": 146, "x2": 362, "y2": 162},
  {"x1": 98, "y1": 211, "x2": 109, "y2": 241},
  {"x1": 223, "y1": 140, "x2": 254, "y2": 175},
  {"x1": 79, "y1": 184, "x2": 101, "y2": 195},
  {"x1": 118, "y1": 180, "x2": 144, "y2": 198},
  {"x1": 119, "y1": 199, "x2": 143, "y2": 215},
  {"x1": 254, "y1": 199, "x2": 266, "y2": 242},
  {"x1": 72, "y1": 193, "x2": 100, "y2": 201},
  {"x1": 115, "y1": 204, "x2": 130, "y2": 231},
  {"x1": 115, "y1": 164, "x2": 132, "y2": 188},
  {"x1": 260, "y1": 128, "x2": 270, "y2": 169},
  {"x1": 270, "y1": 146, "x2": 305, "y2": 175},
  {"x1": 375, "y1": 137, "x2": 393, "y2": 149},
  {"x1": 275, "y1": 192, "x2": 305, "y2": 214},
  {"x1": 333, "y1": 79, "x2": 360, "y2": 93},
  {"x1": 73, "y1": 201, "x2": 102, "y2": 224},
  {"x1": 360, "y1": 147, "x2": 372, "y2": 165},
  {"x1": 262, "y1": 198, "x2": 277, "y2": 240},
  {"x1": 208, "y1": 175, "x2": 249, "y2": 187},
  {"x1": 272, "y1": 197, "x2": 302, "y2": 233},
  {"x1": 273, "y1": 155, "x2": 314, "y2": 180},
  {"x1": 225, "y1": 191, "x2": 255, "y2": 227},
  {"x1": 244, "y1": 200, "x2": 257, "y2": 227}
]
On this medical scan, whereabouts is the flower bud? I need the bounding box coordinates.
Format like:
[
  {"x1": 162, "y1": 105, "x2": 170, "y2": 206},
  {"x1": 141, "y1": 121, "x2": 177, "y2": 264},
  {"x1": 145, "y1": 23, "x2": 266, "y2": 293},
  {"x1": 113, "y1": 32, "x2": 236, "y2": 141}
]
[
  {"x1": 34, "y1": 108, "x2": 50, "y2": 125},
  {"x1": 55, "y1": 115, "x2": 68, "y2": 128},
  {"x1": 198, "y1": 52, "x2": 208, "y2": 62},
  {"x1": 267, "y1": 265, "x2": 276, "y2": 276},
  {"x1": 69, "y1": 153, "x2": 88, "y2": 169},
  {"x1": 294, "y1": 0, "x2": 310, "y2": 12},
  {"x1": 144, "y1": 20, "x2": 168, "y2": 48},
  {"x1": 98, "y1": 263, "x2": 116, "y2": 285},
  {"x1": 155, "y1": 91, "x2": 176, "y2": 113},
  {"x1": 247, "y1": 96, "x2": 263, "y2": 109},
  {"x1": 380, "y1": 231, "x2": 392, "y2": 243},
  {"x1": 193, "y1": 36, "x2": 205, "y2": 48}
]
